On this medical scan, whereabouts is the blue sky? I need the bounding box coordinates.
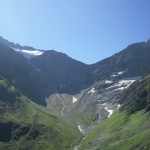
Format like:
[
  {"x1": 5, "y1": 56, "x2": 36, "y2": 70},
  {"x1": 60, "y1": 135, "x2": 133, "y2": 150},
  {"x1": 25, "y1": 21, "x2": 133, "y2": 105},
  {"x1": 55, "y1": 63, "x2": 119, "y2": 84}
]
[{"x1": 0, "y1": 0, "x2": 150, "y2": 64}]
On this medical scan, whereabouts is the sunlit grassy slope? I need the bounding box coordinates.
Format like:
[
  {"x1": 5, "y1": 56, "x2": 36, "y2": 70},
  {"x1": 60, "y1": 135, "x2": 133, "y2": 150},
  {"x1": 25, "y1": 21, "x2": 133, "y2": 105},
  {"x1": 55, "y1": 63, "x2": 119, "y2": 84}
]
[
  {"x1": 0, "y1": 77, "x2": 83, "y2": 150},
  {"x1": 79, "y1": 75, "x2": 150, "y2": 150},
  {"x1": 79, "y1": 110, "x2": 150, "y2": 150}
]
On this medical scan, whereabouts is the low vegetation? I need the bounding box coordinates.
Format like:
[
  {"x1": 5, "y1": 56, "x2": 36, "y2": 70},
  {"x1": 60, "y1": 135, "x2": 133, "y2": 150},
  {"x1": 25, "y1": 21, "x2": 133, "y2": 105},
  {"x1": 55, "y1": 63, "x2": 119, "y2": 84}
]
[
  {"x1": 79, "y1": 74, "x2": 150, "y2": 150},
  {"x1": 0, "y1": 77, "x2": 83, "y2": 150},
  {"x1": 79, "y1": 110, "x2": 150, "y2": 150}
]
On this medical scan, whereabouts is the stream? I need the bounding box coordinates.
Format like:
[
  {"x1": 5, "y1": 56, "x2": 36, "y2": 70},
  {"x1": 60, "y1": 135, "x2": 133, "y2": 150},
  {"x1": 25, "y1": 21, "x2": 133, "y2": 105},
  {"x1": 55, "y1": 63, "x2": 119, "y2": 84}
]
[
  {"x1": 56, "y1": 94, "x2": 65, "y2": 116},
  {"x1": 74, "y1": 125, "x2": 86, "y2": 150}
]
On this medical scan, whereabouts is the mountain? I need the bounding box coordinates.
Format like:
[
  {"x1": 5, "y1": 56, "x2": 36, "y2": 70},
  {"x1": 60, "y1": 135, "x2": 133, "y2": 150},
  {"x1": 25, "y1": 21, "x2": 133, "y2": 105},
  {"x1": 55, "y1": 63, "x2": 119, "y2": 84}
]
[
  {"x1": 0, "y1": 36, "x2": 35, "y2": 50},
  {"x1": 0, "y1": 36, "x2": 92, "y2": 100},
  {"x1": 78, "y1": 74, "x2": 150, "y2": 150},
  {"x1": 1, "y1": 36, "x2": 149, "y2": 122},
  {"x1": 90, "y1": 40, "x2": 150, "y2": 81},
  {"x1": 0, "y1": 76, "x2": 82, "y2": 150},
  {"x1": 0, "y1": 43, "x2": 46, "y2": 105},
  {"x1": 120, "y1": 74, "x2": 150, "y2": 114},
  {"x1": 30, "y1": 50, "x2": 91, "y2": 94},
  {"x1": 0, "y1": 36, "x2": 150, "y2": 149},
  {"x1": 45, "y1": 39, "x2": 150, "y2": 141},
  {"x1": 0, "y1": 36, "x2": 44, "y2": 59}
]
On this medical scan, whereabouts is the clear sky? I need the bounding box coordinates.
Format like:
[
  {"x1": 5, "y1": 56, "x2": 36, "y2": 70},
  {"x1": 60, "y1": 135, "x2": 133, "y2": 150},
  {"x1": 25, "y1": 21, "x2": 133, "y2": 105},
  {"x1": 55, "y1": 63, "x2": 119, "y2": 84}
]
[{"x1": 0, "y1": 0, "x2": 150, "y2": 64}]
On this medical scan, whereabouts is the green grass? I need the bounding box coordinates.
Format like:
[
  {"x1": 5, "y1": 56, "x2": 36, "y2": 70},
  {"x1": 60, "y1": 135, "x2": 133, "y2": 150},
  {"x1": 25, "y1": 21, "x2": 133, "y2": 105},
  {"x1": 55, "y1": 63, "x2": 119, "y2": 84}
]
[
  {"x1": 72, "y1": 107, "x2": 97, "y2": 127},
  {"x1": 0, "y1": 78, "x2": 83, "y2": 150},
  {"x1": 79, "y1": 110, "x2": 150, "y2": 150}
]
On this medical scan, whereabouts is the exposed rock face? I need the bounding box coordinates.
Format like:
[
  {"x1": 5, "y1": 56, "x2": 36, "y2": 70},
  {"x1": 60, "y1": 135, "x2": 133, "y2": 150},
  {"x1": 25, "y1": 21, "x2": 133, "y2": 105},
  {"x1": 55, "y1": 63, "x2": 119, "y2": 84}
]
[
  {"x1": 90, "y1": 41, "x2": 150, "y2": 81},
  {"x1": 46, "y1": 76, "x2": 141, "y2": 133},
  {"x1": 30, "y1": 50, "x2": 92, "y2": 95}
]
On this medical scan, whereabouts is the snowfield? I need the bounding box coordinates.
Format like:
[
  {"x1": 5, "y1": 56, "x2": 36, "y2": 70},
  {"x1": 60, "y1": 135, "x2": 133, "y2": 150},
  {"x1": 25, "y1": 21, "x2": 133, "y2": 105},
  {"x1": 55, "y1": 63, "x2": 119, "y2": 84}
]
[
  {"x1": 117, "y1": 71, "x2": 124, "y2": 75},
  {"x1": 21, "y1": 50, "x2": 43, "y2": 55},
  {"x1": 105, "y1": 80, "x2": 113, "y2": 84},
  {"x1": 106, "y1": 77, "x2": 140, "y2": 91},
  {"x1": 13, "y1": 48, "x2": 44, "y2": 59},
  {"x1": 72, "y1": 96, "x2": 78, "y2": 103},
  {"x1": 87, "y1": 88, "x2": 96, "y2": 94},
  {"x1": 112, "y1": 71, "x2": 125, "y2": 77}
]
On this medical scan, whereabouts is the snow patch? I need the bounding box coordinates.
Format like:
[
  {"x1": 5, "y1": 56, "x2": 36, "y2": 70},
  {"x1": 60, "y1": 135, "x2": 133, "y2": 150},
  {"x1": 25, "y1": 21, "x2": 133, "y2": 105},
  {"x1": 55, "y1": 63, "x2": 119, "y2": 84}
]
[
  {"x1": 78, "y1": 125, "x2": 84, "y2": 133},
  {"x1": 118, "y1": 71, "x2": 124, "y2": 75},
  {"x1": 105, "y1": 107, "x2": 113, "y2": 117},
  {"x1": 117, "y1": 104, "x2": 121, "y2": 109},
  {"x1": 112, "y1": 71, "x2": 124, "y2": 77},
  {"x1": 22, "y1": 50, "x2": 43, "y2": 55},
  {"x1": 72, "y1": 96, "x2": 78, "y2": 103},
  {"x1": 106, "y1": 78, "x2": 139, "y2": 90},
  {"x1": 113, "y1": 87, "x2": 126, "y2": 91},
  {"x1": 13, "y1": 48, "x2": 44, "y2": 59},
  {"x1": 112, "y1": 74, "x2": 117, "y2": 77},
  {"x1": 101, "y1": 103, "x2": 107, "y2": 106},
  {"x1": 105, "y1": 80, "x2": 113, "y2": 84},
  {"x1": 87, "y1": 88, "x2": 96, "y2": 94}
]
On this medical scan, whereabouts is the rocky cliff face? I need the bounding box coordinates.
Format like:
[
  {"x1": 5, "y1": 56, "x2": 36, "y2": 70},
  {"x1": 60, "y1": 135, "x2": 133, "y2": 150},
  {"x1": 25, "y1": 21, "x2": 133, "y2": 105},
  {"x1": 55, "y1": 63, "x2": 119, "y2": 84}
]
[
  {"x1": 90, "y1": 40, "x2": 150, "y2": 81},
  {"x1": 30, "y1": 50, "x2": 92, "y2": 95}
]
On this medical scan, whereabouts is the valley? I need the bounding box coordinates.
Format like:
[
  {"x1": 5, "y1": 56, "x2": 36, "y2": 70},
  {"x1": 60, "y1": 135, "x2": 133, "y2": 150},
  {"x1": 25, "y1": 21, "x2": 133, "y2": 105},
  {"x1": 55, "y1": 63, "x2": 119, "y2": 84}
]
[{"x1": 0, "y1": 36, "x2": 150, "y2": 149}]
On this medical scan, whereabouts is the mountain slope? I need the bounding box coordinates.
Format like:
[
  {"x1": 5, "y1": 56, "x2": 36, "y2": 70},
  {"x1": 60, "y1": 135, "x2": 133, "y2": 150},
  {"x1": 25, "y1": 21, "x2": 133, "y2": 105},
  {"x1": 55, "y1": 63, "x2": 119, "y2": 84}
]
[
  {"x1": 0, "y1": 76, "x2": 82, "y2": 150},
  {"x1": 91, "y1": 40, "x2": 150, "y2": 81},
  {"x1": 45, "y1": 40, "x2": 150, "y2": 131},
  {"x1": 0, "y1": 43, "x2": 46, "y2": 105},
  {"x1": 78, "y1": 74, "x2": 150, "y2": 150},
  {"x1": 30, "y1": 50, "x2": 92, "y2": 94},
  {"x1": 120, "y1": 74, "x2": 150, "y2": 114}
]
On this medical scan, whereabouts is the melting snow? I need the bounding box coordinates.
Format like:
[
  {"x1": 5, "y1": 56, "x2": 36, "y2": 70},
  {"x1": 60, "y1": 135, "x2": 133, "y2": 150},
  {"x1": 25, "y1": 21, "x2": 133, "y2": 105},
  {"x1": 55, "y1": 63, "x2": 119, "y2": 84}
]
[
  {"x1": 105, "y1": 107, "x2": 113, "y2": 117},
  {"x1": 113, "y1": 87, "x2": 126, "y2": 91},
  {"x1": 21, "y1": 50, "x2": 43, "y2": 55},
  {"x1": 106, "y1": 78, "x2": 139, "y2": 90},
  {"x1": 72, "y1": 96, "x2": 78, "y2": 103},
  {"x1": 78, "y1": 125, "x2": 84, "y2": 133},
  {"x1": 112, "y1": 71, "x2": 124, "y2": 77},
  {"x1": 105, "y1": 80, "x2": 113, "y2": 84},
  {"x1": 13, "y1": 48, "x2": 44, "y2": 59},
  {"x1": 118, "y1": 71, "x2": 124, "y2": 75},
  {"x1": 87, "y1": 88, "x2": 96, "y2": 93},
  {"x1": 117, "y1": 104, "x2": 121, "y2": 109},
  {"x1": 101, "y1": 103, "x2": 107, "y2": 106},
  {"x1": 112, "y1": 74, "x2": 117, "y2": 77}
]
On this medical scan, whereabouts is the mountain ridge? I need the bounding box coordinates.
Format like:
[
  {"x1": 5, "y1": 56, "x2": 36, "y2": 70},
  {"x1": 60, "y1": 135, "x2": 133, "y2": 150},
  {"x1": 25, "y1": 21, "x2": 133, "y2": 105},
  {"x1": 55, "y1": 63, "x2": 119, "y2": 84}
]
[
  {"x1": 0, "y1": 36, "x2": 150, "y2": 105},
  {"x1": 0, "y1": 36, "x2": 150, "y2": 149}
]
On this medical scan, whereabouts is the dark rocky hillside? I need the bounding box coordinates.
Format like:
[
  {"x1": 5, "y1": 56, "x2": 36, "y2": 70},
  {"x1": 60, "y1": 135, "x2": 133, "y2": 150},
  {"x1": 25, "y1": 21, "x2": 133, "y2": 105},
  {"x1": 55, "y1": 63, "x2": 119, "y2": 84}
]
[
  {"x1": 30, "y1": 50, "x2": 92, "y2": 94},
  {"x1": 90, "y1": 40, "x2": 150, "y2": 81},
  {"x1": 0, "y1": 43, "x2": 46, "y2": 105}
]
